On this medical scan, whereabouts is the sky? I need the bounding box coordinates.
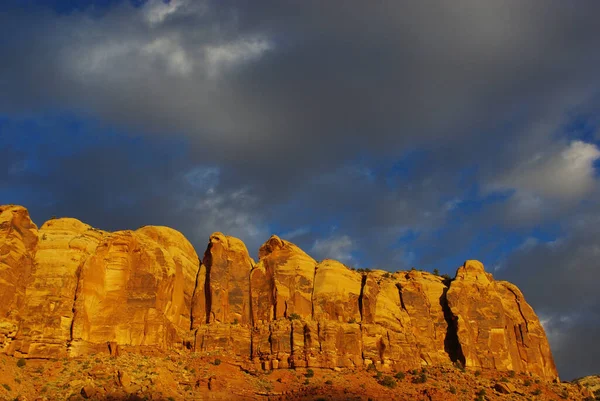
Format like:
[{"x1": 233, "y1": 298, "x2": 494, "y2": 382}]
[{"x1": 1, "y1": 0, "x2": 600, "y2": 380}]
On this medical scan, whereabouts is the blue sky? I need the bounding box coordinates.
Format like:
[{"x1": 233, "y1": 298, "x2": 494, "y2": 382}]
[{"x1": 2, "y1": 0, "x2": 600, "y2": 379}]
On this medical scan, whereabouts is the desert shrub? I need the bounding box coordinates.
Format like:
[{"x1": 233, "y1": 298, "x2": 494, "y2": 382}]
[
  {"x1": 412, "y1": 372, "x2": 427, "y2": 384},
  {"x1": 475, "y1": 388, "x2": 486, "y2": 401},
  {"x1": 16, "y1": 359, "x2": 26, "y2": 368},
  {"x1": 433, "y1": 268, "x2": 440, "y2": 276},
  {"x1": 449, "y1": 385, "x2": 457, "y2": 394},
  {"x1": 524, "y1": 379, "x2": 532, "y2": 387},
  {"x1": 375, "y1": 371, "x2": 382, "y2": 379},
  {"x1": 325, "y1": 380, "x2": 333, "y2": 385},
  {"x1": 508, "y1": 370, "x2": 516, "y2": 378},
  {"x1": 474, "y1": 370, "x2": 481, "y2": 377},
  {"x1": 500, "y1": 377, "x2": 509, "y2": 383},
  {"x1": 2, "y1": 383, "x2": 10, "y2": 391},
  {"x1": 382, "y1": 272, "x2": 391, "y2": 279},
  {"x1": 347, "y1": 318, "x2": 356, "y2": 324},
  {"x1": 394, "y1": 371, "x2": 405, "y2": 380},
  {"x1": 305, "y1": 369, "x2": 314, "y2": 378},
  {"x1": 213, "y1": 359, "x2": 221, "y2": 366},
  {"x1": 288, "y1": 313, "x2": 301, "y2": 321},
  {"x1": 532, "y1": 388, "x2": 542, "y2": 395},
  {"x1": 366, "y1": 363, "x2": 377, "y2": 372},
  {"x1": 379, "y1": 375, "x2": 396, "y2": 388}
]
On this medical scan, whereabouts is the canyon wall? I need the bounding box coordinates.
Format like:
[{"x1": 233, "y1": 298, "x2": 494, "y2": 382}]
[{"x1": 0, "y1": 205, "x2": 558, "y2": 380}]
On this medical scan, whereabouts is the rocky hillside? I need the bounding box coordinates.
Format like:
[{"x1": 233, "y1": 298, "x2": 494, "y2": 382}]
[{"x1": 0, "y1": 205, "x2": 557, "y2": 384}]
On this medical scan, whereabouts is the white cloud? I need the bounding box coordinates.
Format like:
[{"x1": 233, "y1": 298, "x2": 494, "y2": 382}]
[
  {"x1": 491, "y1": 140, "x2": 600, "y2": 202},
  {"x1": 311, "y1": 234, "x2": 355, "y2": 264},
  {"x1": 205, "y1": 37, "x2": 272, "y2": 78},
  {"x1": 143, "y1": 37, "x2": 194, "y2": 76},
  {"x1": 143, "y1": 0, "x2": 193, "y2": 26}
]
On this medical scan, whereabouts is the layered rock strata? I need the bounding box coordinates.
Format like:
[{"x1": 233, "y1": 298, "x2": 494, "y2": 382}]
[{"x1": 0, "y1": 205, "x2": 558, "y2": 381}]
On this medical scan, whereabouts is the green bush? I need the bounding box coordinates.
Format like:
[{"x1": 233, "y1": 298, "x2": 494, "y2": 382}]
[
  {"x1": 325, "y1": 380, "x2": 333, "y2": 385},
  {"x1": 213, "y1": 359, "x2": 221, "y2": 366},
  {"x1": 288, "y1": 313, "x2": 301, "y2": 321},
  {"x1": 532, "y1": 388, "x2": 542, "y2": 395},
  {"x1": 379, "y1": 375, "x2": 396, "y2": 388},
  {"x1": 16, "y1": 359, "x2": 26, "y2": 368},
  {"x1": 412, "y1": 372, "x2": 427, "y2": 384},
  {"x1": 475, "y1": 388, "x2": 486, "y2": 401},
  {"x1": 305, "y1": 369, "x2": 314, "y2": 378},
  {"x1": 449, "y1": 385, "x2": 457, "y2": 394},
  {"x1": 1, "y1": 383, "x2": 10, "y2": 391},
  {"x1": 394, "y1": 371, "x2": 405, "y2": 380},
  {"x1": 347, "y1": 317, "x2": 356, "y2": 324},
  {"x1": 366, "y1": 363, "x2": 377, "y2": 372},
  {"x1": 508, "y1": 370, "x2": 516, "y2": 378},
  {"x1": 474, "y1": 370, "x2": 481, "y2": 377},
  {"x1": 523, "y1": 379, "x2": 532, "y2": 387}
]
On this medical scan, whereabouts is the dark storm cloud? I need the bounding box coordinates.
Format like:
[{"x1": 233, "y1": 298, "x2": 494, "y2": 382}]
[
  {"x1": 1, "y1": 0, "x2": 600, "y2": 378},
  {"x1": 1, "y1": 0, "x2": 599, "y2": 262},
  {"x1": 498, "y1": 207, "x2": 600, "y2": 379}
]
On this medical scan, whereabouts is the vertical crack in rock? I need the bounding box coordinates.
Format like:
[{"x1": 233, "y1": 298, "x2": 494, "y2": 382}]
[
  {"x1": 204, "y1": 245, "x2": 213, "y2": 324},
  {"x1": 506, "y1": 286, "x2": 529, "y2": 333},
  {"x1": 440, "y1": 284, "x2": 465, "y2": 366},
  {"x1": 310, "y1": 265, "x2": 318, "y2": 319},
  {"x1": 317, "y1": 321, "x2": 322, "y2": 352},
  {"x1": 396, "y1": 283, "x2": 408, "y2": 312},
  {"x1": 67, "y1": 262, "x2": 84, "y2": 350},
  {"x1": 190, "y1": 260, "x2": 202, "y2": 330},
  {"x1": 248, "y1": 264, "x2": 254, "y2": 327},
  {"x1": 358, "y1": 274, "x2": 367, "y2": 322}
]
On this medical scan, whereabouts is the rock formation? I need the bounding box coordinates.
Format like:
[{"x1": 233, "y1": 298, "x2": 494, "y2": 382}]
[{"x1": 0, "y1": 205, "x2": 558, "y2": 381}]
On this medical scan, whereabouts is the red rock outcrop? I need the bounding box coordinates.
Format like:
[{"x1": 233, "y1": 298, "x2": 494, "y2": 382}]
[
  {"x1": 11, "y1": 217, "x2": 105, "y2": 358},
  {"x1": 0, "y1": 205, "x2": 558, "y2": 381},
  {"x1": 0, "y1": 206, "x2": 38, "y2": 352},
  {"x1": 446, "y1": 260, "x2": 556, "y2": 378}
]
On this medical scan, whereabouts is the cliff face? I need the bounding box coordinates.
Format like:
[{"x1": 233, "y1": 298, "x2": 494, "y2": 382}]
[{"x1": 0, "y1": 205, "x2": 558, "y2": 380}]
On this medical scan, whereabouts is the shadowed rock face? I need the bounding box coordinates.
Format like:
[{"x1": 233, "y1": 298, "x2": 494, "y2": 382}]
[{"x1": 0, "y1": 205, "x2": 558, "y2": 381}]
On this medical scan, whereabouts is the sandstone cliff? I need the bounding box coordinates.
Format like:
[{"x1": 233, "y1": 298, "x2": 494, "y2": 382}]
[{"x1": 0, "y1": 205, "x2": 558, "y2": 381}]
